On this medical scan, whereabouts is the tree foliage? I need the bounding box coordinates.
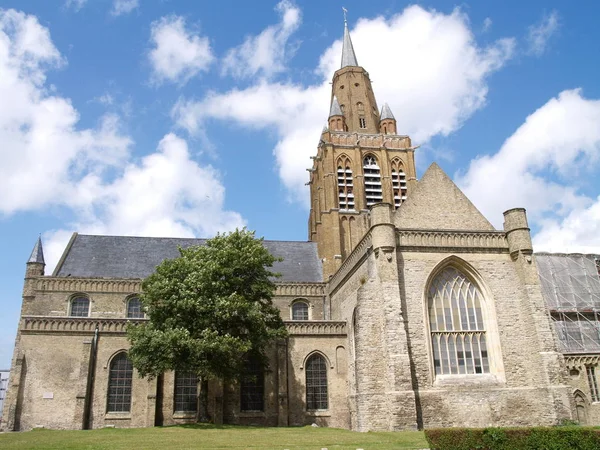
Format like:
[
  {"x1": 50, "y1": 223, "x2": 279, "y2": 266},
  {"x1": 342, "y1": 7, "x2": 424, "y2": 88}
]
[{"x1": 127, "y1": 229, "x2": 287, "y2": 384}]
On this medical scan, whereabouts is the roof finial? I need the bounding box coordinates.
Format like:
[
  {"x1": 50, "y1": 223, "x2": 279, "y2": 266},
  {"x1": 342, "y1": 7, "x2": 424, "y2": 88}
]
[{"x1": 340, "y1": 8, "x2": 358, "y2": 68}]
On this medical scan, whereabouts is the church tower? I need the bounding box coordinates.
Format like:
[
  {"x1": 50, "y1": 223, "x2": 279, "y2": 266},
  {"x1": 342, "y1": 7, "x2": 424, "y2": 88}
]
[{"x1": 308, "y1": 18, "x2": 418, "y2": 279}]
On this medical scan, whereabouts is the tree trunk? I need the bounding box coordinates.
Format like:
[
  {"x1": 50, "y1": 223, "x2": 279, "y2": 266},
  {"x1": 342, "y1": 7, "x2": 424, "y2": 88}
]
[{"x1": 197, "y1": 377, "x2": 210, "y2": 423}]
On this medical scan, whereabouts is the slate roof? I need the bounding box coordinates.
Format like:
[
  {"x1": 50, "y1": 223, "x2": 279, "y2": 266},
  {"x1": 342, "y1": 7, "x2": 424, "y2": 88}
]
[
  {"x1": 329, "y1": 96, "x2": 343, "y2": 117},
  {"x1": 28, "y1": 236, "x2": 45, "y2": 264},
  {"x1": 53, "y1": 234, "x2": 323, "y2": 283},
  {"x1": 341, "y1": 20, "x2": 358, "y2": 68}
]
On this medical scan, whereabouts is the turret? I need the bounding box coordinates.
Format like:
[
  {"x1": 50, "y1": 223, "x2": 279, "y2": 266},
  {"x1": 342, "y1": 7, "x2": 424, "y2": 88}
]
[
  {"x1": 328, "y1": 96, "x2": 346, "y2": 131},
  {"x1": 379, "y1": 103, "x2": 397, "y2": 135},
  {"x1": 26, "y1": 236, "x2": 45, "y2": 278}
]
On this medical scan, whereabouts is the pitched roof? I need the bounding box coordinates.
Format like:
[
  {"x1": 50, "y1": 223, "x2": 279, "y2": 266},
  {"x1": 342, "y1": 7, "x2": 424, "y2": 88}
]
[
  {"x1": 341, "y1": 20, "x2": 358, "y2": 68},
  {"x1": 380, "y1": 103, "x2": 395, "y2": 120},
  {"x1": 27, "y1": 236, "x2": 45, "y2": 264},
  {"x1": 53, "y1": 234, "x2": 323, "y2": 283},
  {"x1": 395, "y1": 163, "x2": 496, "y2": 231},
  {"x1": 329, "y1": 96, "x2": 343, "y2": 117}
]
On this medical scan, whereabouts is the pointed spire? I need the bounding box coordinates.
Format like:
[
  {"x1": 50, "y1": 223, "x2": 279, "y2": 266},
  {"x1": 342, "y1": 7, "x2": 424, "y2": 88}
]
[
  {"x1": 380, "y1": 103, "x2": 395, "y2": 120},
  {"x1": 329, "y1": 96, "x2": 343, "y2": 117},
  {"x1": 341, "y1": 9, "x2": 358, "y2": 68},
  {"x1": 28, "y1": 236, "x2": 45, "y2": 264}
]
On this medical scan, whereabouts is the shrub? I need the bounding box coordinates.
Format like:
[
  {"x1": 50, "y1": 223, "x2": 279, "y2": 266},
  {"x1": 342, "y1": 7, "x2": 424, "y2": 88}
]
[{"x1": 425, "y1": 426, "x2": 600, "y2": 450}]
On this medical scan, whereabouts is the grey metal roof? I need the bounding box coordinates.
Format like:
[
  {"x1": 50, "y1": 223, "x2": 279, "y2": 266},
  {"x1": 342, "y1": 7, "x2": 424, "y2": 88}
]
[
  {"x1": 329, "y1": 96, "x2": 343, "y2": 117},
  {"x1": 27, "y1": 236, "x2": 45, "y2": 264},
  {"x1": 341, "y1": 21, "x2": 358, "y2": 68},
  {"x1": 380, "y1": 103, "x2": 395, "y2": 121},
  {"x1": 54, "y1": 234, "x2": 323, "y2": 283}
]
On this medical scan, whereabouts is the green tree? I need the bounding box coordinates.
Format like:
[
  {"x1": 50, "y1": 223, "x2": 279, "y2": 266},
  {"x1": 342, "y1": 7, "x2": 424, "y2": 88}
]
[{"x1": 127, "y1": 229, "x2": 288, "y2": 422}]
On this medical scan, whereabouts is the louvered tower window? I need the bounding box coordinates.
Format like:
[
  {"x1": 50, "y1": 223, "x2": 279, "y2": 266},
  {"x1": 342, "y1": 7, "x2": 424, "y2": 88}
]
[
  {"x1": 428, "y1": 267, "x2": 490, "y2": 376},
  {"x1": 363, "y1": 155, "x2": 382, "y2": 207},
  {"x1": 337, "y1": 158, "x2": 354, "y2": 211},
  {"x1": 391, "y1": 160, "x2": 407, "y2": 209}
]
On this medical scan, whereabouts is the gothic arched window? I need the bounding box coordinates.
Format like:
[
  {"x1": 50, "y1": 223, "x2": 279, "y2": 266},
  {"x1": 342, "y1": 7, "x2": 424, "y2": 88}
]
[
  {"x1": 126, "y1": 296, "x2": 144, "y2": 319},
  {"x1": 306, "y1": 353, "x2": 328, "y2": 410},
  {"x1": 337, "y1": 157, "x2": 354, "y2": 211},
  {"x1": 363, "y1": 155, "x2": 382, "y2": 207},
  {"x1": 70, "y1": 295, "x2": 90, "y2": 317},
  {"x1": 428, "y1": 267, "x2": 490, "y2": 376},
  {"x1": 174, "y1": 371, "x2": 197, "y2": 412},
  {"x1": 391, "y1": 159, "x2": 407, "y2": 209},
  {"x1": 240, "y1": 355, "x2": 264, "y2": 411},
  {"x1": 107, "y1": 352, "x2": 133, "y2": 412},
  {"x1": 292, "y1": 300, "x2": 309, "y2": 321}
]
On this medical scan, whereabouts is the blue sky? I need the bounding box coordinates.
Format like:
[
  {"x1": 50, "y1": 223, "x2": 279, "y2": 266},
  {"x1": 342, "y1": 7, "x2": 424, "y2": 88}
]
[{"x1": 1, "y1": 0, "x2": 600, "y2": 368}]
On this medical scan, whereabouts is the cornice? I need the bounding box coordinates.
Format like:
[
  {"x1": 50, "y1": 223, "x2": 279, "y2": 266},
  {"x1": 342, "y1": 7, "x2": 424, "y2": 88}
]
[
  {"x1": 284, "y1": 320, "x2": 347, "y2": 336},
  {"x1": 396, "y1": 229, "x2": 509, "y2": 253},
  {"x1": 564, "y1": 354, "x2": 600, "y2": 368},
  {"x1": 275, "y1": 283, "x2": 326, "y2": 297}
]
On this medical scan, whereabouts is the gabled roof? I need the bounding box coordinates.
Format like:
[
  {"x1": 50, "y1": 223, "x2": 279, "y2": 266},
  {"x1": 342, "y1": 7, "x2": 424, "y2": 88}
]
[
  {"x1": 395, "y1": 163, "x2": 496, "y2": 231},
  {"x1": 341, "y1": 20, "x2": 358, "y2": 68},
  {"x1": 27, "y1": 236, "x2": 45, "y2": 264},
  {"x1": 53, "y1": 234, "x2": 323, "y2": 283}
]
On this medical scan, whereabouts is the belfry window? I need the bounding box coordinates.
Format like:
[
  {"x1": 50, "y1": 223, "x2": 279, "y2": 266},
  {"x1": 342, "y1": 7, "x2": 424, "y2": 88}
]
[
  {"x1": 174, "y1": 371, "x2": 198, "y2": 412},
  {"x1": 359, "y1": 117, "x2": 366, "y2": 128},
  {"x1": 240, "y1": 356, "x2": 264, "y2": 411},
  {"x1": 292, "y1": 301, "x2": 309, "y2": 320},
  {"x1": 428, "y1": 267, "x2": 490, "y2": 376},
  {"x1": 391, "y1": 159, "x2": 407, "y2": 209},
  {"x1": 363, "y1": 155, "x2": 382, "y2": 207},
  {"x1": 107, "y1": 352, "x2": 133, "y2": 412},
  {"x1": 306, "y1": 354, "x2": 328, "y2": 410},
  {"x1": 337, "y1": 159, "x2": 354, "y2": 211},
  {"x1": 70, "y1": 296, "x2": 90, "y2": 317},
  {"x1": 126, "y1": 296, "x2": 144, "y2": 319}
]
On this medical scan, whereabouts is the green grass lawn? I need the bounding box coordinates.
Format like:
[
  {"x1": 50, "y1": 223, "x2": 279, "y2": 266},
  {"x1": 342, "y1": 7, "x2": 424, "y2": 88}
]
[{"x1": 0, "y1": 424, "x2": 428, "y2": 450}]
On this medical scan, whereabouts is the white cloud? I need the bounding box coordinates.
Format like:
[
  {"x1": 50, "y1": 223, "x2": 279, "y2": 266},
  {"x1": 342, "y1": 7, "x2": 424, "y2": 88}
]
[
  {"x1": 527, "y1": 11, "x2": 559, "y2": 56},
  {"x1": 457, "y1": 89, "x2": 600, "y2": 248},
  {"x1": 0, "y1": 9, "x2": 244, "y2": 272},
  {"x1": 482, "y1": 17, "x2": 492, "y2": 33},
  {"x1": 111, "y1": 0, "x2": 139, "y2": 17},
  {"x1": 174, "y1": 6, "x2": 515, "y2": 206},
  {"x1": 221, "y1": 0, "x2": 301, "y2": 79},
  {"x1": 148, "y1": 15, "x2": 214, "y2": 85},
  {"x1": 64, "y1": 0, "x2": 87, "y2": 11}
]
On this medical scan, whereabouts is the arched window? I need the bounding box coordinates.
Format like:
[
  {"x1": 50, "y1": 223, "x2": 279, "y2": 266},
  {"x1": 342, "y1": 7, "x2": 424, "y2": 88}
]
[
  {"x1": 363, "y1": 155, "x2": 382, "y2": 207},
  {"x1": 292, "y1": 301, "x2": 309, "y2": 321},
  {"x1": 428, "y1": 267, "x2": 489, "y2": 376},
  {"x1": 126, "y1": 296, "x2": 144, "y2": 319},
  {"x1": 107, "y1": 352, "x2": 133, "y2": 412},
  {"x1": 391, "y1": 159, "x2": 407, "y2": 209},
  {"x1": 70, "y1": 296, "x2": 89, "y2": 317},
  {"x1": 306, "y1": 353, "x2": 328, "y2": 410},
  {"x1": 174, "y1": 371, "x2": 197, "y2": 412},
  {"x1": 336, "y1": 157, "x2": 354, "y2": 211},
  {"x1": 240, "y1": 355, "x2": 264, "y2": 411}
]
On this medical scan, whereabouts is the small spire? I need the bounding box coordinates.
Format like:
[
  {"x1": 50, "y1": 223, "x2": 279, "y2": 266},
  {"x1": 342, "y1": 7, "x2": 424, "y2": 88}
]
[
  {"x1": 28, "y1": 236, "x2": 45, "y2": 264},
  {"x1": 380, "y1": 103, "x2": 395, "y2": 120},
  {"x1": 340, "y1": 9, "x2": 358, "y2": 68},
  {"x1": 329, "y1": 96, "x2": 343, "y2": 117}
]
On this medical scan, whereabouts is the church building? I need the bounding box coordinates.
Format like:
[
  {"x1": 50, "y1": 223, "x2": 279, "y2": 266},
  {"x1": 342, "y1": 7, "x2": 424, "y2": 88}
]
[{"x1": 3, "y1": 20, "x2": 596, "y2": 432}]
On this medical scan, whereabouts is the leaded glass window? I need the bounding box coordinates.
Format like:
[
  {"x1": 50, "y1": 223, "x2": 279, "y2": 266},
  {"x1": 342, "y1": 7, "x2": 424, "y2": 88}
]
[
  {"x1": 292, "y1": 301, "x2": 309, "y2": 321},
  {"x1": 306, "y1": 354, "x2": 328, "y2": 410},
  {"x1": 428, "y1": 267, "x2": 490, "y2": 376},
  {"x1": 240, "y1": 357, "x2": 264, "y2": 411},
  {"x1": 70, "y1": 296, "x2": 89, "y2": 317},
  {"x1": 107, "y1": 353, "x2": 133, "y2": 412},
  {"x1": 127, "y1": 297, "x2": 144, "y2": 319},
  {"x1": 363, "y1": 156, "x2": 382, "y2": 207},
  {"x1": 174, "y1": 371, "x2": 198, "y2": 412}
]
